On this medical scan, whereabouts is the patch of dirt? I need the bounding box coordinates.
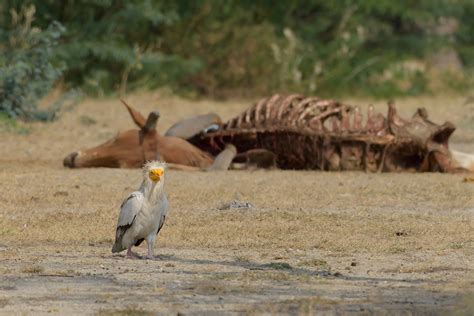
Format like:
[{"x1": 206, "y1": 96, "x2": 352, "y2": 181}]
[{"x1": 1, "y1": 92, "x2": 474, "y2": 314}]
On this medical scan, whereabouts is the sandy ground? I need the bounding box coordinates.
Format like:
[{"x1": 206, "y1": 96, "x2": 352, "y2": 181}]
[{"x1": 1, "y1": 92, "x2": 474, "y2": 315}]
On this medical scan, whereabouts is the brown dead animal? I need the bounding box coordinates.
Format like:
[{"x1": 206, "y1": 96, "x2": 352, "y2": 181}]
[{"x1": 63, "y1": 100, "x2": 227, "y2": 170}]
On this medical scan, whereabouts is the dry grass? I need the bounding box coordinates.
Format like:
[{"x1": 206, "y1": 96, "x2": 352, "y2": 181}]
[
  {"x1": 97, "y1": 307, "x2": 154, "y2": 316},
  {"x1": 298, "y1": 259, "x2": 330, "y2": 269},
  {"x1": 21, "y1": 265, "x2": 44, "y2": 274},
  {"x1": 247, "y1": 296, "x2": 341, "y2": 315},
  {"x1": 1, "y1": 168, "x2": 472, "y2": 255}
]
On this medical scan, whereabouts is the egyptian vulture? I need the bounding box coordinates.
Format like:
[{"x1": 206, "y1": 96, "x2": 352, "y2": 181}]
[{"x1": 112, "y1": 161, "x2": 169, "y2": 259}]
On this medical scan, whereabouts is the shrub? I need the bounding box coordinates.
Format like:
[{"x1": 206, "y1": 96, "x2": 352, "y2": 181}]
[{"x1": 0, "y1": 5, "x2": 68, "y2": 120}]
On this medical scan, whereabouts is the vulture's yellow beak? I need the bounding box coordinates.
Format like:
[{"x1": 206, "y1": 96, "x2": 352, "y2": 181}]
[{"x1": 149, "y1": 168, "x2": 164, "y2": 182}]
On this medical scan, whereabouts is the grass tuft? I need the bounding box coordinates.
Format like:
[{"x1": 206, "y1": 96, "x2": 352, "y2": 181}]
[{"x1": 21, "y1": 265, "x2": 44, "y2": 274}]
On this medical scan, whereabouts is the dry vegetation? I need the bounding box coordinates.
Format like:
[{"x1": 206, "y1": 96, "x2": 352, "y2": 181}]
[{"x1": 0, "y1": 92, "x2": 474, "y2": 314}]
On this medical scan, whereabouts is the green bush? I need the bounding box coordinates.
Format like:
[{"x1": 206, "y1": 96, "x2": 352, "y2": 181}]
[
  {"x1": 162, "y1": 1, "x2": 282, "y2": 97},
  {"x1": 8, "y1": 0, "x2": 201, "y2": 96},
  {"x1": 243, "y1": 0, "x2": 464, "y2": 97},
  {"x1": 0, "y1": 5, "x2": 67, "y2": 120}
]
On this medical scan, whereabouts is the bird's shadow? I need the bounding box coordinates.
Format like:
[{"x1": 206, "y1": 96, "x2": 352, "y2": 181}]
[{"x1": 111, "y1": 252, "x2": 430, "y2": 285}]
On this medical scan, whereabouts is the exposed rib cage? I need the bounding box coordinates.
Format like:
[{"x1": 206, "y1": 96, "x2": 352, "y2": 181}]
[
  {"x1": 189, "y1": 94, "x2": 458, "y2": 172},
  {"x1": 224, "y1": 94, "x2": 387, "y2": 136}
]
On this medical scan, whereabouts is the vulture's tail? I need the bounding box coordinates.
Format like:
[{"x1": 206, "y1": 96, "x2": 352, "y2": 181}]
[{"x1": 111, "y1": 238, "x2": 125, "y2": 253}]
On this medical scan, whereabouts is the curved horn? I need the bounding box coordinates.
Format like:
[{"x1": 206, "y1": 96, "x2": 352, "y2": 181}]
[{"x1": 120, "y1": 98, "x2": 146, "y2": 128}]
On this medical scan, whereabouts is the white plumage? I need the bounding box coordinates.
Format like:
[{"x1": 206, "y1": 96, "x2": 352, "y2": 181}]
[{"x1": 112, "y1": 161, "x2": 169, "y2": 259}]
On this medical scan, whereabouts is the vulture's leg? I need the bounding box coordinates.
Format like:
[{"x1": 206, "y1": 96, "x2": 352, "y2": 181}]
[
  {"x1": 145, "y1": 235, "x2": 157, "y2": 259},
  {"x1": 126, "y1": 246, "x2": 140, "y2": 259}
]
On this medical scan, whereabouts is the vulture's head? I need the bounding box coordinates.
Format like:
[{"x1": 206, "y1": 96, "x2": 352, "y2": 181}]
[{"x1": 143, "y1": 161, "x2": 167, "y2": 190}]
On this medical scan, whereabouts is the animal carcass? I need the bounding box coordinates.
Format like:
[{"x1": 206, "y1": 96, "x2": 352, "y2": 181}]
[
  {"x1": 186, "y1": 94, "x2": 471, "y2": 173},
  {"x1": 63, "y1": 95, "x2": 473, "y2": 172}
]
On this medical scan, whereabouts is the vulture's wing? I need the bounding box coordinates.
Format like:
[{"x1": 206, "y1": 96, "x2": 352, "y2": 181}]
[{"x1": 112, "y1": 191, "x2": 144, "y2": 253}]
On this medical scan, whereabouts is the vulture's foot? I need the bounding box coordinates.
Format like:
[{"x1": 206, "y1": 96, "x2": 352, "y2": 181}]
[{"x1": 126, "y1": 247, "x2": 140, "y2": 259}]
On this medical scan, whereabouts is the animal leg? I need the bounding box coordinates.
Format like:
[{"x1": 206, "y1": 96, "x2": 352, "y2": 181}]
[
  {"x1": 206, "y1": 144, "x2": 237, "y2": 171},
  {"x1": 126, "y1": 246, "x2": 140, "y2": 259},
  {"x1": 234, "y1": 149, "x2": 277, "y2": 169}
]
